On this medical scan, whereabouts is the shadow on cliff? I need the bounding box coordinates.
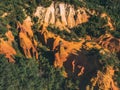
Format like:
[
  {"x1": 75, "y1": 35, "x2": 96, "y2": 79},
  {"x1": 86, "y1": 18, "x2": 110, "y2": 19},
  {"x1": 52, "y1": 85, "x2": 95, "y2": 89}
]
[
  {"x1": 63, "y1": 48, "x2": 101, "y2": 89},
  {"x1": 36, "y1": 31, "x2": 55, "y2": 50}
]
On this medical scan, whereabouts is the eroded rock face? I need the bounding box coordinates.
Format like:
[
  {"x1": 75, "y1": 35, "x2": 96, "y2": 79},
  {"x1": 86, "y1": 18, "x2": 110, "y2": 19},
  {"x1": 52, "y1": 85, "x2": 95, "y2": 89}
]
[
  {"x1": 34, "y1": 2, "x2": 89, "y2": 30},
  {"x1": 5, "y1": 30, "x2": 14, "y2": 45},
  {"x1": 35, "y1": 5, "x2": 116, "y2": 78},
  {"x1": 0, "y1": 31, "x2": 16, "y2": 62},
  {"x1": 101, "y1": 13, "x2": 114, "y2": 30},
  {"x1": 90, "y1": 66, "x2": 119, "y2": 90},
  {"x1": 53, "y1": 37, "x2": 68, "y2": 68},
  {"x1": 53, "y1": 36, "x2": 83, "y2": 70},
  {"x1": 76, "y1": 8, "x2": 90, "y2": 25},
  {"x1": 59, "y1": 3, "x2": 67, "y2": 26},
  {"x1": 52, "y1": 35, "x2": 114, "y2": 78},
  {"x1": 17, "y1": 17, "x2": 38, "y2": 59},
  {"x1": 17, "y1": 17, "x2": 33, "y2": 38},
  {"x1": 44, "y1": 3, "x2": 55, "y2": 25},
  {"x1": 67, "y1": 6, "x2": 76, "y2": 28},
  {"x1": 97, "y1": 34, "x2": 120, "y2": 52},
  {"x1": 52, "y1": 36, "x2": 105, "y2": 77}
]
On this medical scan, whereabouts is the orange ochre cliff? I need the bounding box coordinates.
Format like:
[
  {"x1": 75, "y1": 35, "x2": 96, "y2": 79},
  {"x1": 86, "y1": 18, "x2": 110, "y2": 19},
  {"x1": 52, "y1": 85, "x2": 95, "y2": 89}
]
[
  {"x1": 0, "y1": 28, "x2": 16, "y2": 63},
  {"x1": 90, "y1": 66, "x2": 119, "y2": 90},
  {"x1": 17, "y1": 17, "x2": 38, "y2": 59}
]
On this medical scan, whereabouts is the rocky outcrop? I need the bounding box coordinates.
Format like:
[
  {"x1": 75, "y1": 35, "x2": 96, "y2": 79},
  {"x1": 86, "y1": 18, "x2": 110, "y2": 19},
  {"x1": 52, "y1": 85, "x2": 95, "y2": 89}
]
[
  {"x1": 67, "y1": 6, "x2": 76, "y2": 28},
  {"x1": 17, "y1": 17, "x2": 38, "y2": 59},
  {"x1": 17, "y1": 17, "x2": 33, "y2": 38},
  {"x1": 90, "y1": 66, "x2": 119, "y2": 90},
  {"x1": 97, "y1": 34, "x2": 120, "y2": 52},
  {"x1": 34, "y1": 2, "x2": 114, "y2": 31},
  {"x1": 0, "y1": 1, "x2": 119, "y2": 89},
  {"x1": 59, "y1": 3, "x2": 67, "y2": 26},
  {"x1": 34, "y1": 2, "x2": 89, "y2": 30},
  {"x1": 44, "y1": 3, "x2": 55, "y2": 25},
  {"x1": 5, "y1": 30, "x2": 14, "y2": 45},
  {"x1": 53, "y1": 37, "x2": 68, "y2": 68},
  {"x1": 0, "y1": 31, "x2": 16, "y2": 62},
  {"x1": 52, "y1": 36, "x2": 108, "y2": 77},
  {"x1": 101, "y1": 13, "x2": 114, "y2": 30},
  {"x1": 53, "y1": 37, "x2": 84, "y2": 68},
  {"x1": 34, "y1": 3, "x2": 116, "y2": 78}
]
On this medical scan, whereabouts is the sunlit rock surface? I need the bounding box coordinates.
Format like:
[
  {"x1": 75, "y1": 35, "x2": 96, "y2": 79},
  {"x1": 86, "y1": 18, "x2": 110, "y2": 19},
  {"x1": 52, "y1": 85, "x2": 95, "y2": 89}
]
[
  {"x1": 90, "y1": 66, "x2": 119, "y2": 90},
  {"x1": 17, "y1": 17, "x2": 38, "y2": 59},
  {"x1": 0, "y1": 31, "x2": 16, "y2": 62},
  {"x1": 34, "y1": 2, "x2": 89, "y2": 30},
  {"x1": 97, "y1": 34, "x2": 120, "y2": 52}
]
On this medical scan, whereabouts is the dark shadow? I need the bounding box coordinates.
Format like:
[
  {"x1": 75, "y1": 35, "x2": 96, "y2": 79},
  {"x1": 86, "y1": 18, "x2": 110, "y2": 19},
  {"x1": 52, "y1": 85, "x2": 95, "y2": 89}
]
[
  {"x1": 63, "y1": 48, "x2": 101, "y2": 89},
  {"x1": 47, "y1": 38, "x2": 54, "y2": 50},
  {"x1": 36, "y1": 32, "x2": 46, "y2": 45},
  {"x1": 13, "y1": 34, "x2": 24, "y2": 56},
  {"x1": 42, "y1": 51, "x2": 55, "y2": 65},
  {"x1": 36, "y1": 31, "x2": 55, "y2": 50},
  {"x1": 117, "y1": 51, "x2": 120, "y2": 60}
]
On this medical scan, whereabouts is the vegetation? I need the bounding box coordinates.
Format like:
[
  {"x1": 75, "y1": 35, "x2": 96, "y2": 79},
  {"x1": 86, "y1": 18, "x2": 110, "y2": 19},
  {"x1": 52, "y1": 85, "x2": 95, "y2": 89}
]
[
  {"x1": 110, "y1": 30, "x2": 120, "y2": 38},
  {"x1": 36, "y1": 0, "x2": 52, "y2": 7},
  {"x1": 85, "y1": 49, "x2": 120, "y2": 87},
  {"x1": 0, "y1": 18, "x2": 7, "y2": 32},
  {"x1": 0, "y1": 54, "x2": 62, "y2": 90},
  {"x1": 86, "y1": 0, "x2": 120, "y2": 37},
  {"x1": 71, "y1": 15, "x2": 108, "y2": 38},
  {"x1": 47, "y1": 26, "x2": 79, "y2": 41},
  {"x1": 0, "y1": 54, "x2": 81, "y2": 90},
  {"x1": 47, "y1": 15, "x2": 108, "y2": 40},
  {"x1": 99, "y1": 53, "x2": 120, "y2": 86}
]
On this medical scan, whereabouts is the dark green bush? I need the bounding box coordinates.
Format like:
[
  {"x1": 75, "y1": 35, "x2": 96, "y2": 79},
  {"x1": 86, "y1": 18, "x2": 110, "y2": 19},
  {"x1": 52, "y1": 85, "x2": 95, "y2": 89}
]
[
  {"x1": 47, "y1": 26, "x2": 79, "y2": 41},
  {"x1": 36, "y1": 0, "x2": 52, "y2": 7},
  {"x1": 110, "y1": 30, "x2": 120, "y2": 38},
  {"x1": 71, "y1": 15, "x2": 108, "y2": 38}
]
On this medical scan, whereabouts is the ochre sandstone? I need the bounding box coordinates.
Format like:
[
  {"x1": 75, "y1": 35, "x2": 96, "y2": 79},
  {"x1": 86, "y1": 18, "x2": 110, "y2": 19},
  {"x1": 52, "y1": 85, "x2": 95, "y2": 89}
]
[
  {"x1": 90, "y1": 66, "x2": 119, "y2": 90},
  {"x1": 17, "y1": 17, "x2": 38, "y2": 59},
  {"x1": 97, "y1": 34, "x2": 120, "y2": 52},
  {"x1": 0, "y1": 31, "x2": 16, "y2": 62}
]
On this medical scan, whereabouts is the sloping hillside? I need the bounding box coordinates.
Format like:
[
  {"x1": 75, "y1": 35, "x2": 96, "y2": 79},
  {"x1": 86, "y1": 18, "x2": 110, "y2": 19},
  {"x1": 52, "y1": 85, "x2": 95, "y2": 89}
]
[{"x1": 0, "y1": 0, "x2": 120, "y2": 90}]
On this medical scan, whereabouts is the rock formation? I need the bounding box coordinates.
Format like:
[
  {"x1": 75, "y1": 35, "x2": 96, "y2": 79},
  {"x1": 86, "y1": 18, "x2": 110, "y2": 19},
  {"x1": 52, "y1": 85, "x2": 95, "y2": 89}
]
[
  {"x1": 0, "y1": 31, "x2": 16, "y2": 62},
  {"x1": 76, "y1": 8, "x2": 90, "y2": 25},
  {"x1": 34, "y1": 2, "x2": 89, "y2": 30},
  {"x1": 44, "y1": 2, "x2": 55, "y2": 25},
  {"x1": 17, "y1": 17, "x2": 38, "y2": 59},
  {"x1": 5, "y1": 30, "x2": 14, "y2": 45},
  {"x1": 67, "y1": 6, "x2": 76, "y2": 28},
  {"x1": 90, "y1": 66, "x2": 119, "y2": 90},
  {"x1": 54, "y1": 39, "x2": 68, "y2": 68},
  {"x1": 97, "y1": 34, "x2": 120, "y2": 52},
  {"x1": 101, "y1": 13, "x2": 115, "y2": 30},
  {"x1": 19, "y1": 30, "x2": 38, "y2": 59},
  {"x1": 59, "y1": 3, "x2": 67, "y2": 26}
]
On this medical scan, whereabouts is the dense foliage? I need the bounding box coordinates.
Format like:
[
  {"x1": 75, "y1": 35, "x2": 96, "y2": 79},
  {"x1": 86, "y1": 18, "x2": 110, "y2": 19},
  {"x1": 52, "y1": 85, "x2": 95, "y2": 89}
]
[
  {"x1": 1, "y1": 49, "x2": 119, "y2": 89},
  {"x1": 47, "y1": 26, "x2": 79, "y2": 41},
  {"x1": 0, "y1": 54, "x2": 82, "y2": 90},
  {"x1": 71, "y1": 15, "x2": 108, "y2": 38}
]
